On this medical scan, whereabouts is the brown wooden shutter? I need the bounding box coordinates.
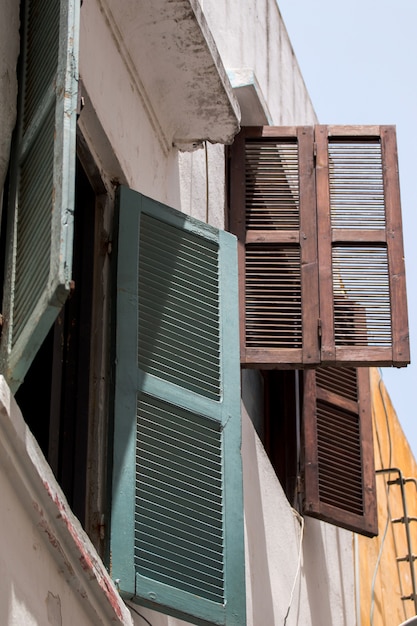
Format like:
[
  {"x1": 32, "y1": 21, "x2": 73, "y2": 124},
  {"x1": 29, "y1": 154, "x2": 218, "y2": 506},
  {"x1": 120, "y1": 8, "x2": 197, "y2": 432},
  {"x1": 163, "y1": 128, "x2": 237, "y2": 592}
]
[
  {"x1": 316, "y1": 125, "x2": 410, "y2": 367},
  {"x1": 303, "y1": 366, "x2": 377, "y2": 537},
  {"x1": 229, "y1": 127, "x2": 320, "y2": 368}
]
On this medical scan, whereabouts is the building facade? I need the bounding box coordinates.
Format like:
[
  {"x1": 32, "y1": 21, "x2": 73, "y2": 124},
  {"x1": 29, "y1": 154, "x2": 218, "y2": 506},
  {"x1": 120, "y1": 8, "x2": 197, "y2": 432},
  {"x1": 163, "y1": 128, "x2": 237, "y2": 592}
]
[{"x1": 0, "y1": 1, "x2": 413, "y2": 625}]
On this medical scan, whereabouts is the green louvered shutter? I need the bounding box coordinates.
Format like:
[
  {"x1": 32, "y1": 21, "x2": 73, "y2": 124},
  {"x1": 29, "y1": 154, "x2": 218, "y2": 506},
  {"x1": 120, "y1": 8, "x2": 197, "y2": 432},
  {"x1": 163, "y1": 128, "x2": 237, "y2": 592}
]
[
  {"x1": 0, "y1": 0, "x2": 79, "y2": 392},
  {"x1": 111, "y1": 187, "x2": 245, "y2": 626}
]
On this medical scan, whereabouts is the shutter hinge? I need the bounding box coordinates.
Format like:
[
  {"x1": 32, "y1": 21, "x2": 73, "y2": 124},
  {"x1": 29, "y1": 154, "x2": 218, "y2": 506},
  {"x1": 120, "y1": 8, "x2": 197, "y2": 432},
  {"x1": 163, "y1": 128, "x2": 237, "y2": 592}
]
[
  {"x1": 98, "y1": 513, "x2": 106, "y2": 541},
  {"x1": 76, "y1": 80, "x2": 85, "y2": 119},
  {"x1": 313, "y1": 142, "x2": 317, "y2": 159},
  {"x1": 318, "y1": 318, "x2": 322, "y2": 350}
]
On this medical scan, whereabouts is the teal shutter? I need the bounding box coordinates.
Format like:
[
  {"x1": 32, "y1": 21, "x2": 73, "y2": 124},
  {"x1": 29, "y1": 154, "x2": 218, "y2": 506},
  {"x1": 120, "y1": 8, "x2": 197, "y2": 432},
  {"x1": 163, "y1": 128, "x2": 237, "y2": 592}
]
[
  {"x1": 111, "y1": 188, "x2": 245, "y2": 626},
  {"x1": 0, "y1": 0, "x2": 80, "y2": 392}
]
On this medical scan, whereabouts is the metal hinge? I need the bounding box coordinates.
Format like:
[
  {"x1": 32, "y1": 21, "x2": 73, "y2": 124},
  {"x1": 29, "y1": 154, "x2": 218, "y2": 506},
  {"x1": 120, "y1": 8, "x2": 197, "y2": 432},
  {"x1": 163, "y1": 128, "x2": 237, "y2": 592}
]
[
  {"x1": 313, "y1": 142, "x2": 317, "y2": 159},
  {"x1": 76, "y1": 79, "x2": 85, "y2": 118}
]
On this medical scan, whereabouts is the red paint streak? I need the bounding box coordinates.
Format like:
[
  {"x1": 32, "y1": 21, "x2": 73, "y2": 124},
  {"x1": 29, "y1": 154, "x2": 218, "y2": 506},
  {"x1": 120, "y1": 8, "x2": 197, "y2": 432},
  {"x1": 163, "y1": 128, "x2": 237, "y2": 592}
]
[{"x1": 32, "y1": 480, "x2": 127, "y2": 623}]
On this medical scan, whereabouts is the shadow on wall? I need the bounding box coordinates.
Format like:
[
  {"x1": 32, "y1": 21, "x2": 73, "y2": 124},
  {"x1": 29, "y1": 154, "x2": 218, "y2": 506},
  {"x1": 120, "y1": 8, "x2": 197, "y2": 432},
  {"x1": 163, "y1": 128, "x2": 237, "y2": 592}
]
[
  {"x1": 241, "y1": 404, "x2": 277, "y2": 626},
  {"x1": 302, "y1": 518, "x2": 334, "y2": 626}
]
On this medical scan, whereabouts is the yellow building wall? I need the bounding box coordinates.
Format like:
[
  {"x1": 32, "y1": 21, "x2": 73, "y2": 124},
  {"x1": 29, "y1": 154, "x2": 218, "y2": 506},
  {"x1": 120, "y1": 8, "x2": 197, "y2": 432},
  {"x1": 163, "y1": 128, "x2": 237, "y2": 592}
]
[{"x1": 358, "y1": 368, "x2": 417, "y2": 625}]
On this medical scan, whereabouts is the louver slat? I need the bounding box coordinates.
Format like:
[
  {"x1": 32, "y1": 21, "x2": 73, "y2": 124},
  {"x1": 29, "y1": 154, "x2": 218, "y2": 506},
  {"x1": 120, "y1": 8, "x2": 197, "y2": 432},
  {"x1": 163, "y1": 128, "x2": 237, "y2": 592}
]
[
  {"x1": 135, "y1": 395, "x2": 224, "y2": 603},
  {"x1": 316, "y1": 125, "x2": 409, "y2": 367},
  {"x1": 0, "y1": 0, "x2": 79, "y2": 391},
  {"x1": 112, "y1": 188, "x2": 245, "y2": 626},
  {"x1": 229, "y1": 127, "x2": 319, "y2": 368},
  {"x1": 138, "y1": 214, "x2": 220, "y2": 400},
  {"x1": 303, "y1": 366, "x2": 377, "y2": 537}
]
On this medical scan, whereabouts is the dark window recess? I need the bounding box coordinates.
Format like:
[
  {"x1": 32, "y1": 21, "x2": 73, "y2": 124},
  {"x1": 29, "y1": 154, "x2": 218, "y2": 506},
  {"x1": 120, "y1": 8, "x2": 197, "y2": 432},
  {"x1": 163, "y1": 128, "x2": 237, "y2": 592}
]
[
  {"x1": 263, "y1": 370, "x2": 301, "y2": 510},
  {"x1": 15, "y1": 158, "x2": 95, "y2": 525},
  {"x1": 261, "y1": 366, "x2": 378, "y2": 537}
]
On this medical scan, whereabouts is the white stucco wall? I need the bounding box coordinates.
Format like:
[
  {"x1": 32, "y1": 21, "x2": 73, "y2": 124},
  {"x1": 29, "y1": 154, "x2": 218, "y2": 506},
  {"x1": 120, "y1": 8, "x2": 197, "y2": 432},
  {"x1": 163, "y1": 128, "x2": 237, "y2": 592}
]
[
  {"x1": 242, "y1": 403, "x2": 355, "y2": 626},
  {"x1": 0, "y1": 377, "x2": 133, "y2": 626},
  {"x1": 202, "y1": 0, "x2": 318, "y2": 126},
  {"x1": 0, "y1": 0, "x2": 357, "y2": 625}
]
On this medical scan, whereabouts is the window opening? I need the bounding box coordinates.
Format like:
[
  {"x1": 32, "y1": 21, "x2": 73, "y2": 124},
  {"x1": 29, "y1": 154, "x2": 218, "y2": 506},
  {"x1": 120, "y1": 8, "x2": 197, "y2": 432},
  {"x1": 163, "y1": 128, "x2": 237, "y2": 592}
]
[{"x1": 14, "y1": 157, "x2": 95, "y2": 525}]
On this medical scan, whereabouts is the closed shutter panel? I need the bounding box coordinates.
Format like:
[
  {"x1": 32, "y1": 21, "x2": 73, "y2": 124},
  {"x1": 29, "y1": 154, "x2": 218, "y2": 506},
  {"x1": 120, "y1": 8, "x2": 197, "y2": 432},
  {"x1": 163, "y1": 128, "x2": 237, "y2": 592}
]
[
  {"x1": 316, "y1": 125, "x2": 409, "y2": 367},
  {"x1": 0, "y1": 0, "x2": 79, "y2": 392},
  {"x1": 303, "y1": 366, "x2": 377, "y2": 537},
  {"x1": 111, "y1": 188, "x2": 245, "y2": 626},
  {"x1": 229, "y1": 127, "x2": 319, "y2": 368}
]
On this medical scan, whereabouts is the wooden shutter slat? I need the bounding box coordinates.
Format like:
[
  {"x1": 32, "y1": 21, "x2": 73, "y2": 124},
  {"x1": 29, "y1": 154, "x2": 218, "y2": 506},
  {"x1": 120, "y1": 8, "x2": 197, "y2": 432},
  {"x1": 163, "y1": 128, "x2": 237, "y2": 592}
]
[
  {"x1": 0, "y1": 0, "x2": 79, "y2": 391},
  {"x1": 331, "y1": 229, "x2": 386, "y2": 243},
  {"x1": 316, "y1": 124, "x2": 409, "y2": 367},
  {"x1": 303, "y1": 366, "x2": 377, "y2": 537},
  {"x1": 229, "y1": 127, "x2": 319, "y2": 368},
  {"x1": 246, "y1": 231, "x2": 300, "y2": 243}
]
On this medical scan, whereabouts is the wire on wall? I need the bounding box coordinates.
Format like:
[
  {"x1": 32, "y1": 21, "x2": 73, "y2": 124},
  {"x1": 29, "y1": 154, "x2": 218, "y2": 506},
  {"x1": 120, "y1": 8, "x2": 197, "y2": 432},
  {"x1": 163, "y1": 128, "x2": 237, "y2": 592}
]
[
  {"x1": 284, "y1": 510, "x2": 305, "y2": 625},
  {"x1": 126, "y1": 602, "x2": 154, "y2": 626}
]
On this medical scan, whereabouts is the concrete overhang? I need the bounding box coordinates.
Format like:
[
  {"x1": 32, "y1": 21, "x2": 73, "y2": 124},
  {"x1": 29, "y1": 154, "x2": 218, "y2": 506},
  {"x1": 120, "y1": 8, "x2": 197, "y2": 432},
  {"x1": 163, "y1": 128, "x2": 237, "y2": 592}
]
[
  {"x1": 227, "y1": 69, "x2": 273, "y2": 126},
  {"x1": 101, "y1": 0, "x2": 241, "y2": 151}
]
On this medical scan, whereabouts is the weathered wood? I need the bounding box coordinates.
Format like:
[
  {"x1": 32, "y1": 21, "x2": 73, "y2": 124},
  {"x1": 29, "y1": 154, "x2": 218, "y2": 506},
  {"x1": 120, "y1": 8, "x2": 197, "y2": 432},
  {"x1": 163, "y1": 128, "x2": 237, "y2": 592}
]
[
  {"x1": 246, "y1": 231, "x2": 299, "y2": 244},
  {"x1": 315, "y1": 125, "x2": 335, "y2": 363},
  {"x1": 230, "y1": 124, "x2": 410, "y2": 369},
  {"x1": 299, "y1": 126, "x2": 320, "y2": 365},
  {"x1": 243, "y1": 347, "x2": 303, "y2": 367},
  {"x1": 229, "y1": 131, "x2": 248, "y2": 363},
  {"x1": 303, "y1": 367, "x2": 378, "y2": 537},
  {"x1": 331, "y1": 229, "x2": 387, "y2": 244},
  {"x1": 381, "y1": 125, "x2": 410, "y2": 366},
  {"x1": 326, "y1": 124, "x2": 382, "y2": 137},
  {"x1": 315, "y1": 124, "x2": 409, "y2": 367}
]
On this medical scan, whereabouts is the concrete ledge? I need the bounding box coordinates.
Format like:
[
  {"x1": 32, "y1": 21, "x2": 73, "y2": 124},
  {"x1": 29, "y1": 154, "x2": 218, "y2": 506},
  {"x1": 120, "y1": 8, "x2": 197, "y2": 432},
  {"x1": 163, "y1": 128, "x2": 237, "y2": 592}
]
[
  {"x1": 100, "y1": 0, "x2": 241, "y2": 151},
  {"x1": 0, "y1": 376, "x2": 133, "y2": 626},
  {"x1": 227, "y1": 69, "x2": 272, "y2": 126}
]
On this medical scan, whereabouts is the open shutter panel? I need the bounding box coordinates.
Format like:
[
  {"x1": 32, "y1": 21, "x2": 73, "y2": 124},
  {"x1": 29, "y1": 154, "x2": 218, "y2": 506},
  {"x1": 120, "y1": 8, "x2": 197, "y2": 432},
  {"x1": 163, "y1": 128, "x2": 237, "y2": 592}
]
[
  {"x1": 229, "y1": 127, "x2": 320, "y2": 368},
  {"x1": 111, "y1": 188, "x2": 245, "y2": 626},
  {"x1": 0, "y1": 0, "x2": 79, "y2": 392},
  {"x1": 316, "y1": 125, "x2": 410, "y2": 367},
  {"x1": 303, "y1": 366, "x2": 377, "y2": 537}
]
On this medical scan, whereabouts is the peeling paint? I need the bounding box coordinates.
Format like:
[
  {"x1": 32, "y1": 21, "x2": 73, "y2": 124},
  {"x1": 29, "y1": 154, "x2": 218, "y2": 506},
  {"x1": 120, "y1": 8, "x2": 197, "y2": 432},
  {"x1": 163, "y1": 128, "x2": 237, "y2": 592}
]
[{"x1": 34, "y1": 480, "x2": 127, "y2": 622}]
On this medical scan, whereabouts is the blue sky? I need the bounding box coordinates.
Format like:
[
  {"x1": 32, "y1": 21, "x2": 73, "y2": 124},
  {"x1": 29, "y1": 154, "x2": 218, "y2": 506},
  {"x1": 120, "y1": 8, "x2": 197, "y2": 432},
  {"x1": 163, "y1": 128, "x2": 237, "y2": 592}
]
[{"x1": 277, "y1": 0, "x2": 417, "y2": 456}]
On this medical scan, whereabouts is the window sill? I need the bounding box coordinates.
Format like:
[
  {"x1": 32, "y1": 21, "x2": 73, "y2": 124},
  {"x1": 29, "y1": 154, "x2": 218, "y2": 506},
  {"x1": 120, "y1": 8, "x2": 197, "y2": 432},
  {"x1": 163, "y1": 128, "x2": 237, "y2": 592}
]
[{"x1": 0, "y1": 375, "x2": 133, "y2": 626}]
